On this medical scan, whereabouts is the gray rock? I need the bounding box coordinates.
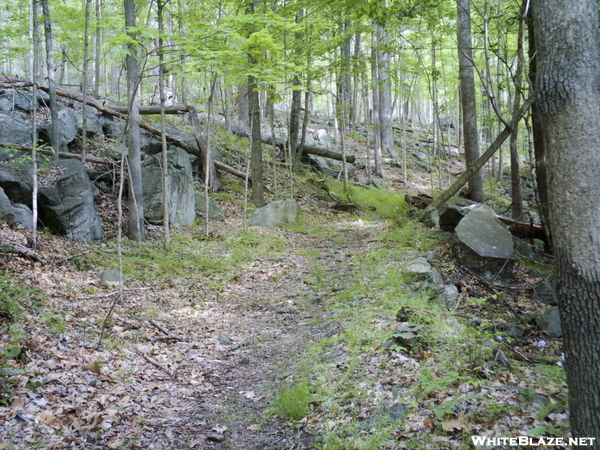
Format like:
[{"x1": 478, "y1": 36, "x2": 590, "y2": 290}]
[
  {"x1": 0, "y1": 187, "x2": 15, "y2": 224},
  {"x1": 195, "y1": 191, "x2": 224, "y2": 221},
  {"x1": 99, "y1": 269, "x2": 122, "y2": 284},
  {"x1": 487, "y1": 322, "x2": 525, "y2": 339},
  {"x1": 406, "y1": 257, "x2": 432, "y2": 274},
  {"x1": 205, "y1": 433, "x2": 225, "y2": 443},
  {"x1": 74, "y1": 111, "x2": 103, "y2": 136},
  {"x1": 0, "y1": 113, "x2": 33, "y2": 159},
  {"x1": 537, "y1": 307, "x2": 562, "y2": 337},
  {"x1": 371, "y1": 177, "x2": 385, "y2": 188},
  {"x1": 217, "y1": 334, "x2": 233, "y2": 346},
  {"x1": 139, "y1": 131, "x2": 162, "y2": 155},
  {"x1": 435, "y1": 285, "x2": 460, "y2": 308},
  {"x1": 533, "y1": 278, "x2": 558, "y2": 306},
  {"x1": 413, "y1": 151, "x2": 429, "y2": 162},
  {"x1": 250, "y1": 199, "x2": 298, "y2": 227},
  {"x1": 0, "y1": 91, "x2": 33, "y2": 113},
  {"x1": 0, "y1": 163, "x2": 33, "y2": 204},
  {"x1": 453, "y1": 205, "x2": 515, "y2": 280},
  {"x1": 38, "y1": 159, "x2": 104, "y2": 241},
  {"x1": 40, "y1": 107, "x2": 79, "y2": 151},
  {"x1": 308, "y1": 154, "x2": 355, "y2": 180},
  {"x1": 142, "y1": 147, "x2": 196, "y2": 227},
  {"x1": 100, "y1": 115, "x2": 126, "y2": 140},
  {"x1": 11, "y1": 203, "x2": 33, "y2": 229},
  {"x1": 315, "y1": 129, "x2": 334, "y2": 148}
]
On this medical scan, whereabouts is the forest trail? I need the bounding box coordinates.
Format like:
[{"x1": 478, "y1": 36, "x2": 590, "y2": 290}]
[
  {"x1": 127, "y1": 219, "x2": 386, "y2": 450},
  {"x1": 0, "y1": 216, "x2": 387, "y2": 449}
]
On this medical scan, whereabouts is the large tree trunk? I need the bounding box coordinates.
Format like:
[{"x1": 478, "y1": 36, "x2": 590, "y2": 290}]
[
  {"x1": 457, "y1": 0, "x2": 484, "y2": 202},
  {"x1": 124, "y1": 0, "x2": 144, "y2": 242},
  {"x1": 527, "y1": 6, "x2": 552, "y2": 249},
  {"x1": 41, "y1": 0, "x2": 59, "y2": 159},
  {"x1": 246, "y1": 0, "x2": 264, "y2": 207},
  {"x1": 375, "y1": 23, "x2": 399, "y2": 160},
  {"x1": 534, "y1": 0, "x2": 600, "y2": 441},
  {"x1": 371, "y1": 31, "x2": 383, "y2": 178},
  {"x1": 509, "y1": 0, "x2": 527, "y2": 219}
]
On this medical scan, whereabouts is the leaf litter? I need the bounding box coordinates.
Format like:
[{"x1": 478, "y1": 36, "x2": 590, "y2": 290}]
[{"x1": 0, "y1": 194, "x2": 568, "y2": 449}]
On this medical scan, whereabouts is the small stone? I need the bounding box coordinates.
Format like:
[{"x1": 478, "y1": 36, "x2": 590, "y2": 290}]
[
  {"x1": 206, "y1": 433, "x2": 225, "y2": 443},
  {"x1": 99, "y1": 269, "x2": 122, "y2": 284},
  {"x1": 217, "y1": 334, "x2": 233, "y2": 346}
]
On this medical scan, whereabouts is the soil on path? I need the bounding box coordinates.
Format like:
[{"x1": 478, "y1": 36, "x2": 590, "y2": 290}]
[{"x1": 0, "y1": 218, "x2": 385, "y2": 450}]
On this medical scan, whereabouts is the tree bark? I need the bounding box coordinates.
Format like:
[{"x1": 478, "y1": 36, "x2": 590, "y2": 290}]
[
  {"x1": 246, "y1": 0, "x2": 264, "y2": 207},
  {"x1": 41, "y1": 0, "x2": 59, "y2": 159},
  {"x1": 457, "y1": 0, "x2": 484, "y2": 202},
  {"x1": 527, "y1": 6, "x2": 552, "y2": 249},
  {"x1": 508, "y1": 0, "x2": 526, "y2": 220},
  {"x1": 124, "y1": 0, "x2": 144, "y2": 242},
  {"x1": 534, "y1": 0, "x2": 600, "y2": 440},
  {"x1": 375, "y1": 23, "x2": 398, "y2": 160}
]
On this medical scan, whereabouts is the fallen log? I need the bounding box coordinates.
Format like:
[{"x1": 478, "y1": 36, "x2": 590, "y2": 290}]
[
  {"x1": 35, "y1": 84, "x2": 248, "y2": 183},
  {"x1": 0, "y1": 242, "x2": 47, "y2": 264},
  {"x1": 497, "y1": 216, "x2": 548, "y2": 244},
  {"x1": 405, "y1": 191, "x2": 547, "y2": 244},
  {"x1": 107, "y1": 104, "x2": 190, "y2": 115},
  {"x1": 0, "y1": 142, "x2": 112, "y2": 165},
  {"x1": 228, "y1": 123, "x2": 356, "y2": 164},
  {"x1": 404, "y1": 193, "x2": 434, "y2": 209},
  {"x1": 420, "y1": 95, "x2": 534, "y2": 218}
]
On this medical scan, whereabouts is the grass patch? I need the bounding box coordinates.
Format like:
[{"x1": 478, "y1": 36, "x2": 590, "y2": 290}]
[{"x1": 272, "y1": 378, "x2": 312, "y2": 421}]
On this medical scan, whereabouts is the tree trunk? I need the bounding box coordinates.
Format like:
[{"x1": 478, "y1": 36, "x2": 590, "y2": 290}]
[
  {"x1": 375, "y1": 23, "x2": 399, "y2": 160},
  {"x1": 82, "y1": 0, "x2": 91, "y2": 161},
  {"x1": 457, "y1": 0, "x2": 484, "y2": 202},
  {"x1": 509, "y1": 0, "x2": 526, "y2": 219},
  {"x1": 41, "y1": 0, "x2": 59, "y2": 159},
  {"x1": 246, "y1": 0, "x2": 264, "y2": 207},
  {"x1": 158, "y1": 0, "x2": 170, "y2": 248},
  {"x1": 93, "y1": 0, "x2": 101, "y2": 97},
  {"x1": 371, "y1": 31, "x2": 383, "y2": 178},
  {"x1": 527, "y1": 6, "x2": 552, "y2": 249},
  {"x1": 534, "y1": 0, "x2": 600, "y2": 441},
  {"x1": 124, "y1": 0, "x2": 144, "y2": 242}
]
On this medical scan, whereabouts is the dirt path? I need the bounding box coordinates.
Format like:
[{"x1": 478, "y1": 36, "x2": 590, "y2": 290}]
[
  {"x1": 117, "y1": 221, "x2": 376, "y2": 449},
  {"x1": 0, "y1": 215, "x2": 385, "y2": 449},
  {"x1": 114, "y1": 220, "x2": 383, "y2": 450}
]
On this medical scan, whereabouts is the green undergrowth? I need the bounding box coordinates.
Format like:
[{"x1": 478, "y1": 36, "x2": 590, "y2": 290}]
[
  {"x1": 267, "y1": 192, "x2": 568, "y2": 449},
  {"x1": 86, "y1": 227, "x2": 289, "y2": 288},
  {"x1": 0, "y1": 271, "x2": 47, "y2": 406},
  {"x1": 326, "y1": 183, "x2": 409, "y2": 220}
]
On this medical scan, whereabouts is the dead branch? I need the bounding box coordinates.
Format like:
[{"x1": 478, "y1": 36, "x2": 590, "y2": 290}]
[
  {"x1": 0, "y1": 142, "x2": 113, "y2": 165},
  {"x1": 0, "y1": 242, "x2": 47, "y2": 264}
]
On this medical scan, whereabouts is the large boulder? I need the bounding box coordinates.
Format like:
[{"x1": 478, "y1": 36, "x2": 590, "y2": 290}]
[
  {"x1": 0, "y1": 113, "x2": 33, "y2": 161},
  {"x1": 0, "y1": 91, "x2": 34, "y2": 113},
  {"x1": 195, "y1": 191, "x2": 224, "y2": 221},
  {"x1": 74, "y1": 110, "x2": 104, "y2": 137},
  {"x1": 0, "y1": 163, "x2": 33, "y2": 205},
  {"x1": 0, "y1": 187, "x2": 15, "y2": 224},
  {"x1": 0, "y1": 186, "x2": 33, "y2": 229},
  {"x1": 250, "y1": 199, "x2": 298, "y2": 227},
  {"x1": 40, "y1": 107, "x2": 78, "y2": 152},
  {"x1": 38, "y1": 159, "x2": 104, "y2": 241},
  {"x1": 453, "y1": 205, "x2": 515, "y2": 280},
  {"x1": 142, "y1": 147, "x2": 196, "y2": 227},
  {"x1": 308, "y1": 155, "x2": 355, "y2": 180}
]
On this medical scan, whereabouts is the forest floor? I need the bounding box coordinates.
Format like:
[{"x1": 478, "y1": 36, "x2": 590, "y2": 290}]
[{"x1": 0, "y1": 126, "x2": 568, "y2": 450}]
